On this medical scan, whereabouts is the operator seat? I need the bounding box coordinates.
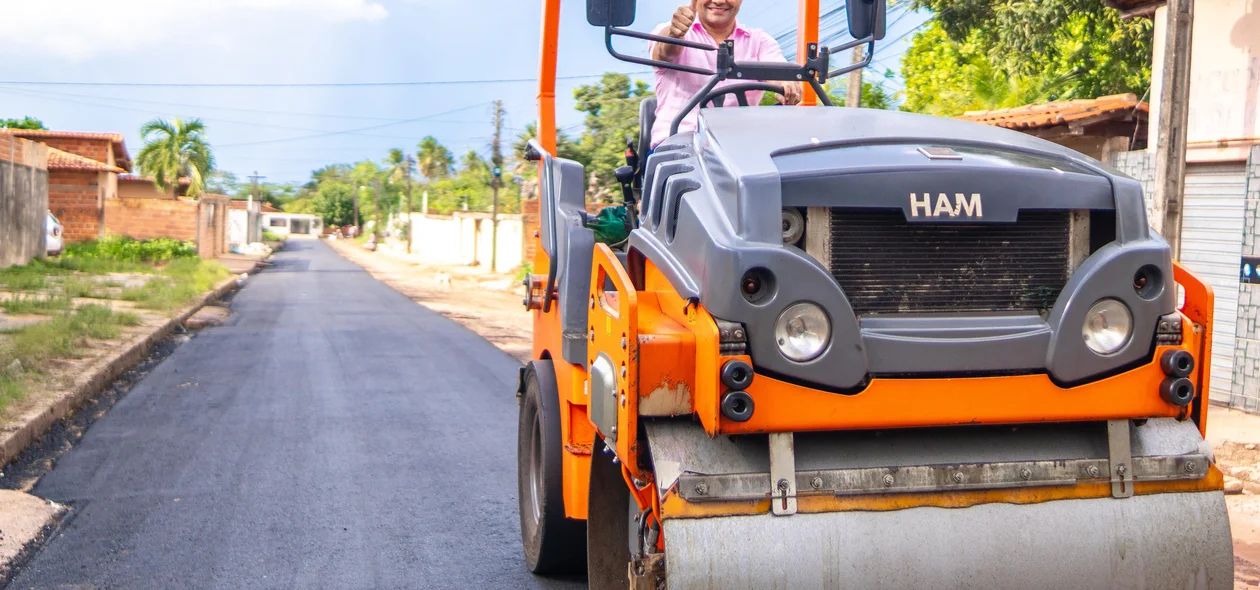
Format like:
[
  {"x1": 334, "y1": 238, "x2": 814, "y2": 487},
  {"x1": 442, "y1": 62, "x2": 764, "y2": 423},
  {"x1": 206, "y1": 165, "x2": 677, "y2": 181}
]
[{"x1": 637, "y1": 97, "x2": 657, "y2": 171}]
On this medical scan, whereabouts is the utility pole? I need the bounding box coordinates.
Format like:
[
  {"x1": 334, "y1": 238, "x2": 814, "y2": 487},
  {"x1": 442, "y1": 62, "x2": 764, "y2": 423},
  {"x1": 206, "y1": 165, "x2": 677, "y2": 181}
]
[
  {"x1": 354, "y1": 186, "x2": 361, "y2": 233},
  {"x1": 491, "y1": 100, "x2": 505, "y2": 273},
  {"x1": 247, "y1": 171, "x2": 265, "y2": 242},
  {"x1": 373, "y1": 176, "x2": 384, "y2": 239},
  {"x1": 1152, "y1": 0, "x2": 1195, "y2": 259},
  {"x1": 405, "y1": 154, "x2": 415, "y2": 254},
  {"x1": 846, "y1": 47, "x2": 863, "y2": 108}
]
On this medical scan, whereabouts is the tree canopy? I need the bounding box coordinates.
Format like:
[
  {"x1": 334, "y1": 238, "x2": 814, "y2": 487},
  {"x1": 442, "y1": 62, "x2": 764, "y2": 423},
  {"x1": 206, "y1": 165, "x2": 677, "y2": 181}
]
[
  {"x1": 902, "y1": 0, "x2": 1152, "y2": 116},
  {"x1": 573, "y1": 73, "x2": 653, "y2": 198},
  {"x1": 135, "y1": 118, "x2": 216, "y2": 198},
  {"x1": 0, "y1": 116, "x2": 46, "y2": 130}
]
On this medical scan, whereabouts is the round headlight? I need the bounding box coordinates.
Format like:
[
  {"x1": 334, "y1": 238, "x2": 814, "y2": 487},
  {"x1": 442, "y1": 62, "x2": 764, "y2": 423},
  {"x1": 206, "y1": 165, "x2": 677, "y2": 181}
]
[
  {"x1": 774, "y1": 302, "x2": 830, "y2": 362},
  {"x1": 1082, "y1": 299, "x2": 1132, "y2": 355}
]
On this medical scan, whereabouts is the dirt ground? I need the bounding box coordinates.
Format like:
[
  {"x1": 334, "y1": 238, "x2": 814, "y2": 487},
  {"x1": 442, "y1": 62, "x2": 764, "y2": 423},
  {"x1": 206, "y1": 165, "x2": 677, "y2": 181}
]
[{"x1": 336, "y1": 237, "x2": 1260, "y2": 586}]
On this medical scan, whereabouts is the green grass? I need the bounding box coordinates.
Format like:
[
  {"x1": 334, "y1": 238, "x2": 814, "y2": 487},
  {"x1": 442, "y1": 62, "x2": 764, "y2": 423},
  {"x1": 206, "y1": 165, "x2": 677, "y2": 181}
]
[
  {"x1": 262, "y1": 230, "x2": 285, "y2": 242},
  {"x1": 120, "y1": 259, "x2": 230, "y2": 311},
  {"x1": 59, "y1": 276, "x2": 109, "y2": 299},
  {"x1": 0, "y1": 373, "x2": 24, "y2": 412},
  {"x1": 0, "y1": 303, "x2": 142, "y2": 413},
  {"x1": 1, "y1": 293, "x2": 72, "y2": 315},
  {"x1": 65, "y1": 235, "x2": 197, "y2": 264}
]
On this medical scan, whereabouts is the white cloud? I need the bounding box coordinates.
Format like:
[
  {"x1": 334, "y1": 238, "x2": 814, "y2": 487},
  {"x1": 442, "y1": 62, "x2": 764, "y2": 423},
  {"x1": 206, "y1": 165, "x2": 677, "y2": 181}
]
[{"x1": 0, "y1": 0, "x2": 388, "y2": 61}]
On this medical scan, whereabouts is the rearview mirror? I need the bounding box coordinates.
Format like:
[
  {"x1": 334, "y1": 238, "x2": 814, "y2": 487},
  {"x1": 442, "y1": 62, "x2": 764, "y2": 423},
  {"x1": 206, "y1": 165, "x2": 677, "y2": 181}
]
[
  {"x1": 587, "y1": 0, "x2": 636, "y2": 27},
  {"x1": 846, "y1": 0, "x2": 887, "y2": 41}
]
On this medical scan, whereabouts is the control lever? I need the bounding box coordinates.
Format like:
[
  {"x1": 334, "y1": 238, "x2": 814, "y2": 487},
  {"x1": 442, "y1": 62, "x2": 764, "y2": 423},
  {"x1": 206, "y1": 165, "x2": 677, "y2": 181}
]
[{"x1": 614, "y1": 165, "x2": 637, "y2": 233}]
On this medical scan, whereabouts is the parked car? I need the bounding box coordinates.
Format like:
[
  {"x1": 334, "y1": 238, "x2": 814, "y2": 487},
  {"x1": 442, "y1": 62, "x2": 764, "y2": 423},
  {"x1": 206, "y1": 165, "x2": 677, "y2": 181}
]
[{"x1": 45, "y1": 211, "x2": 63, "y2": 257}]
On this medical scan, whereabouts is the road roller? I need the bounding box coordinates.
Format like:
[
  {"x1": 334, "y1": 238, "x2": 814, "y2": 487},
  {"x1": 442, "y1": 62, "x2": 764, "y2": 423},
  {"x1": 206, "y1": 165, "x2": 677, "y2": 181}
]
[{"x1": 517, "y1": 0, "x2": 1234, "y2": 587}]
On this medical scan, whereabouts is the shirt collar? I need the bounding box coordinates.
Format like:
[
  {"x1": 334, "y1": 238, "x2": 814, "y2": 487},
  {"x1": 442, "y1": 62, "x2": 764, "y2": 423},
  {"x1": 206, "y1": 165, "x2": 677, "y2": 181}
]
[{"x1": 692, "y1": 20, "x2": 751, "y2": 38}]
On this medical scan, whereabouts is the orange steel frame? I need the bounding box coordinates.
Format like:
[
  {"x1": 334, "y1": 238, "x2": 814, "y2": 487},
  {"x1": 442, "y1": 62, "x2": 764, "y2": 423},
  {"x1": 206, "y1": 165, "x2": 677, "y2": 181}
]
[{"x1": 532, "y1": 0, "x2": 1219, "y2": 525}]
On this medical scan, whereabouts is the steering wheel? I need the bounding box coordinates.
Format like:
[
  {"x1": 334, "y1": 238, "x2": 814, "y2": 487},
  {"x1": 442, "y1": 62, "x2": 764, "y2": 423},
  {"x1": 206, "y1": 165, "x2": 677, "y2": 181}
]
[{"x1": 700, "y1": 82, "x2": 787, "y2": 108}]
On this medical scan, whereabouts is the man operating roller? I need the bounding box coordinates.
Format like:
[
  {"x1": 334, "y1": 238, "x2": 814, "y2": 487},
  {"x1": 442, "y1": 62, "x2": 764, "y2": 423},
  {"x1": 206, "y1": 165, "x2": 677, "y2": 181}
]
[{"x1": 648, "y1": 0, "x2": 803, "y2": 148}]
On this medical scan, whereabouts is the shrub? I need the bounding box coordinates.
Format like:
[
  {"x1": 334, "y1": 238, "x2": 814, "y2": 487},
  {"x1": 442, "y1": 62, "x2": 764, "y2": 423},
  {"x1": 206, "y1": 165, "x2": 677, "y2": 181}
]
[{"x1": 65, "y1": 236, "x2": 197, "y2": 264}]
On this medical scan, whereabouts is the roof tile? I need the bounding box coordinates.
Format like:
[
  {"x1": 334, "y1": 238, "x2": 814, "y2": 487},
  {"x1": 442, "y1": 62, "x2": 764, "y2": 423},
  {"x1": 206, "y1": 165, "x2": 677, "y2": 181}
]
[
  {"x1": 957, "y1": 93, "x2": 1149, "y2": 130},
  {"x1": 47, "y1": 147, "x2": 125, "y2": 173}
]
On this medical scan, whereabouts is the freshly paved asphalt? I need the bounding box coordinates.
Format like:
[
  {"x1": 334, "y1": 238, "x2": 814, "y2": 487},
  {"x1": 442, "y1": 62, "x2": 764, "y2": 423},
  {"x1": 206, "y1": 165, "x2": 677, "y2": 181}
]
[{"x1": 11, "y1": 239, "x2": 583, "y2": 589}]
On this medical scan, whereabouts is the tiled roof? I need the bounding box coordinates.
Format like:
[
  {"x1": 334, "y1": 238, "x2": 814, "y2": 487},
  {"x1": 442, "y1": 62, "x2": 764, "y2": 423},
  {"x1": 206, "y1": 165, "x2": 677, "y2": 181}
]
[
  {"x1": 958, "y1": 93, "x2": 1148, "y2": 131},
  {"x1": 0, "y1": 128, "x2": 132, "y2": 170},
  {"x1": 47, "y1": 147, "x2": 125, "y2": 173},
  {"x1": 228, "y1": 201, "x2": 283, "y2": 213}
]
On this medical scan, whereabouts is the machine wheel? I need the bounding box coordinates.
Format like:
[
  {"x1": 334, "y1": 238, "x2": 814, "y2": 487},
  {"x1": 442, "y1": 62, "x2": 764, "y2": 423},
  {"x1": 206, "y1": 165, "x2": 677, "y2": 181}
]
[
  {"x1": 587, "y1": 436, "x2": 633, "y2": 590},
  {"x1": 518, "y1": 360, "x2": 586, "y2": 574}
]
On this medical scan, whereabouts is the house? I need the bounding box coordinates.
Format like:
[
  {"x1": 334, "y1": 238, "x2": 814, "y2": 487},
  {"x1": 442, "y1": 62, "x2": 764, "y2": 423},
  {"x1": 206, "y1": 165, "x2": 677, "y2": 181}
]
[
  {"x1": 0, "y1": 129, "x2": 131, "y2": 242},
  {"x1": 262, "y1": 212, "x2": 323, "y2": 237},
  {"x1": 958, "y1": 93, "x2": 1148, "y2": 161},
  {"x1": 227, "y1": 200, "x2": 279, "y2": 246},
  {"x1": 962, "y1": 1, "x2": 1260, "y2": 411}
]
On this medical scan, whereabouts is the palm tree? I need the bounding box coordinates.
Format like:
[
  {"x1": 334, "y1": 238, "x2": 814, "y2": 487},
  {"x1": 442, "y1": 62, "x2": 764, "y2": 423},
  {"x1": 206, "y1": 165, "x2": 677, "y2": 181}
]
[
  {"x1": 135, "y1": 118, "x2": 215, "y2": 197},
  {"x1": 416, "y1": 136, "x2": 453, "y2": 181},
  {"x1": 387, "y1": 148, "x2": 417, "y2": 252}
]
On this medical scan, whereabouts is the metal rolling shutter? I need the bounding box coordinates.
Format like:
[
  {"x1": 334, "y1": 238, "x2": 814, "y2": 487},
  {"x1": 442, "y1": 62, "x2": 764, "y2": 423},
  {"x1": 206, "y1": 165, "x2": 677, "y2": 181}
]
[{"x1": 1179, "y1": 163, "x2": 1247, "y2": 403}]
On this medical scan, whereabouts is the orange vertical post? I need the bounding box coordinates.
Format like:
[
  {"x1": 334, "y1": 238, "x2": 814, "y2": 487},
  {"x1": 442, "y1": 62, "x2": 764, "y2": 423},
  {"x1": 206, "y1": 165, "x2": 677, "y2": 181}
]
[
  {"x1": 797, "y1": 0, "x2": 820, "y2": 106},
  {"x1": 538, "y1": 0, "x2": 562, "y2": 156}
]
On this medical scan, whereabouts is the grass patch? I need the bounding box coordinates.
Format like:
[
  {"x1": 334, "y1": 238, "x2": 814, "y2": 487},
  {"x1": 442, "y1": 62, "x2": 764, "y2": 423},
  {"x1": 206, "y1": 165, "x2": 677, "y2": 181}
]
[
  {"x1": 0, "y1": 373, "x2": 24, "y2": 413},
  {"x1": 121, "y1": 259, "x2": 230, "y2": 311},
  {"x1": 59, "y1": 276, "x2": 109, "y2": 299},
  {"x1": 2, "y1": 303, "x2": 140, "y2": 380},
  {"x1": 2, "y1": 293, "x2": 72, "y2": 315}
]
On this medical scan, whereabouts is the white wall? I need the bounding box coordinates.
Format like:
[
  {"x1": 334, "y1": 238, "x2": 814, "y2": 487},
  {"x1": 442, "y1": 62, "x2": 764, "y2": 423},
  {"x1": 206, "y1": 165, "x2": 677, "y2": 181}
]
[
  {"x1": 1150, "y1": 0, "x2": 1260, "y2": 162},
  {"x1": 402, "y1": 212, "x2": 523, "y2": 273}
]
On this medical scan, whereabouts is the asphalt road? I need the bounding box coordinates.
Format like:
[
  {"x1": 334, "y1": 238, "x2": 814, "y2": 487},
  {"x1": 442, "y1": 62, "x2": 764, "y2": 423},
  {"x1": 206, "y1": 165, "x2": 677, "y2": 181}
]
[{"x1": 11, "y1": 239, "x2": 583, "y2": 589}]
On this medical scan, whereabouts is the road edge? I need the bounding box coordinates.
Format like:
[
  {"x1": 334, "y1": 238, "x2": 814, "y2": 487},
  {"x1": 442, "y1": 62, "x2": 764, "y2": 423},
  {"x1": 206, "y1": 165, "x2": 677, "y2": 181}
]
[{"x1": 0, "y1": 277, "x2": 241, "y2": 468}]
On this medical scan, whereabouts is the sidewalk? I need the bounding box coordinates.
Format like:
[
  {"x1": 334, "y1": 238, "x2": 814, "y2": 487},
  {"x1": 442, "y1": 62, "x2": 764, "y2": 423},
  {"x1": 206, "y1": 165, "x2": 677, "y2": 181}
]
[{"x1": 1209, "y1": 404, "x2": 1260, "y2": 447}]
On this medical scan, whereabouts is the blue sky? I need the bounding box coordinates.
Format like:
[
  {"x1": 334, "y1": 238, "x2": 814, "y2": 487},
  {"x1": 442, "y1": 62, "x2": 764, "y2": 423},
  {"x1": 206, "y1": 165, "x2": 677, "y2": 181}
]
[{"x1": 0, "y1": 0, "x2": 927, "y2": 184}]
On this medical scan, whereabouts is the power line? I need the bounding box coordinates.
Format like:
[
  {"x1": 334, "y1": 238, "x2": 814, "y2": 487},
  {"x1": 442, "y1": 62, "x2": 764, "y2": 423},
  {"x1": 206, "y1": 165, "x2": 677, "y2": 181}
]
[
  {"x1": 216, "y1": 102, "x2": 494, "y2": 149},
  {"x1": 0, "y1": 72, "x2": 650, "y2": 89}
]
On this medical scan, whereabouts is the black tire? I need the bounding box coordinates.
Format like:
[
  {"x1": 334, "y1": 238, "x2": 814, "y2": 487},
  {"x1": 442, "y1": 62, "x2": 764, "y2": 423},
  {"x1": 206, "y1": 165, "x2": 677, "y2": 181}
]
[
  {"x1": 587, "y1": 436, "x2": 632, "y2": 590},
  {"x1": 518, "y1": 360, "x2": 587, "y2": 574}
]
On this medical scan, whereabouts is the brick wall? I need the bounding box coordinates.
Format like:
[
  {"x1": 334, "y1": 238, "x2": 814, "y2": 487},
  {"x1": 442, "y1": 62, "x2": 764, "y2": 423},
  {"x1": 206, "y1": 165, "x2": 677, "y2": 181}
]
[
  {"x1": 104, "y1": 197, "x2": 199, "y2": 242},
  {"x1": 1234, "y1": 146, "x2": 1260, "y2": 409},
  {"x1": 36, "y1": 137, "x2": 111, "y2": 166},
  {"x1": 49, "y1": 170, "x2": 103, "y2": 242},
  {"x1": 1, "y1": 136, "x2": 49, "y2": 268}
]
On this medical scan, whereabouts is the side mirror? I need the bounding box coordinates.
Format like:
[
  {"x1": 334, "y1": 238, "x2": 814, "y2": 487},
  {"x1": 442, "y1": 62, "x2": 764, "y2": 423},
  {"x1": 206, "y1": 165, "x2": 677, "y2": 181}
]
[
  {"x1": 846, "y1": 0, "x2": 887, "y2": 41},
  {"x1": 587, "y1": 0, "x2": 636, "y2": 27}
]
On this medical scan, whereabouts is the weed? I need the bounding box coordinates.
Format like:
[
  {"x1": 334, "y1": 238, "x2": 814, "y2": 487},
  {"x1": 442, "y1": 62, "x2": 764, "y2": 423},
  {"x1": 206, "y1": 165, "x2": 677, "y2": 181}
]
[
  {"x1": 59, "y1": 276, "x2": 108, "y2": 299},
  {"x1": 2, "y1": 293, "x2": 72, "y2": 315},
  {"x1": 65, "y1": 235, "x2": 197, "y2": 264},
  {"x1": 120, "y1": 260, "x2": 230, "y2": 311},
  {"x1": 0, "y1": 373, "x2": 24, "y2": 413}
]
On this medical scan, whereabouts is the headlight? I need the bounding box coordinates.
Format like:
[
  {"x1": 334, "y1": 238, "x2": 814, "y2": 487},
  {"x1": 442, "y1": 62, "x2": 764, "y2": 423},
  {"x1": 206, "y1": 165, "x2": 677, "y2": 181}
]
[
  {"x1": 774, "y1": 302, "x2": 830, "y2": 362},
  {"x1": 1082, "y1": 299, "x2": 1132, "y2": 355}
]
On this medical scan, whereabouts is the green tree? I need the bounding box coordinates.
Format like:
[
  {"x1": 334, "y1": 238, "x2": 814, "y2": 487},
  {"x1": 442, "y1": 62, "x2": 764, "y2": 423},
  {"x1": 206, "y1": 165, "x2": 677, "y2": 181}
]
[
  {"x1": 0, "y1": 116, "x2": 46, "y2": 130},
  {"x1": 903, "y1": 1, "x2": 1151, "y2": 116},
  {"x1": 573, "y1": 73, "x2": 653, "y2": 198},
  {"x1": 135, "y1": 118, "x2": 215, "y2": 198},
  {"x1": 416, "y1": 136, "x2": 454, "y2": 181},
  {"x1": 512, "y1": 122, "x2": 584, "y2": 178}
]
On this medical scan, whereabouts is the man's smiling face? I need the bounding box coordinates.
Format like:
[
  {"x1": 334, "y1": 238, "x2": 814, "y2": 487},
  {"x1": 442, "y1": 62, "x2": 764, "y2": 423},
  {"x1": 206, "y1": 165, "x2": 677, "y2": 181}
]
[{"x1": 697, "y1": 0, "x2": 742, "y2": 29}]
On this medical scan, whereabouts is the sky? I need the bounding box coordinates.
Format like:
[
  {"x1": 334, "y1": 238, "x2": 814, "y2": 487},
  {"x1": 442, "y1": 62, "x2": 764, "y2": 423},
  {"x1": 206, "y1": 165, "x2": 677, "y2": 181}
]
[{"x1": 0, "y1": 0, "x2": 928, "y2": 185}]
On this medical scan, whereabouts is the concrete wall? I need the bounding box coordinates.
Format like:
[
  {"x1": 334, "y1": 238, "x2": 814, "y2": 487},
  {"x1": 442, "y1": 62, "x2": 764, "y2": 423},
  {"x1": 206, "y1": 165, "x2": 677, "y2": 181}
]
[
  {"x1": 1150, "y1": 0, "x2": 1260, "y2": 163},
  {"x1": 49, "y1": 170, "x2": 104, "y2": 242},
  {"x1": 401, "y1": 212, "x2": 524, "y2": 273},
  {"x1": 0, "y1": 136, "x2": 49, "y2": 268},
  {"x1": 104, "y1": 196, "x2": 199, "y2": 242},
  {"x1": 197, "y1": 196, "x2": 229, "y2": 259},
  {"x1": 1236, "y1": 146, "x2": 1260, "y2": 407}
]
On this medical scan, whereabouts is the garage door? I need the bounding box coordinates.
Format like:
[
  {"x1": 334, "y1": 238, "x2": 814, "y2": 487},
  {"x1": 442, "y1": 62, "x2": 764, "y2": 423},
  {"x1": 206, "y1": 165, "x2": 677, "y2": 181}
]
[{"x1": 1179, "y1": 163, "x2": 1247, "y2": 404}]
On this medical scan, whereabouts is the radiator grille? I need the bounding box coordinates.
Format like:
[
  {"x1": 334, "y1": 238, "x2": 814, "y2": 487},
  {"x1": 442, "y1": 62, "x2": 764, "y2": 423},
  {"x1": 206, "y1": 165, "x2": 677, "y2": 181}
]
[{"x1": 828, "y1": 210, "x2": 1071, "y2": 315}]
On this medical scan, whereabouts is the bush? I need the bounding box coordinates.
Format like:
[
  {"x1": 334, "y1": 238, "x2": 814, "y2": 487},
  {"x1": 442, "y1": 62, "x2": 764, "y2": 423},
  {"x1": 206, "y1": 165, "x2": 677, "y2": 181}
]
[
  {"x1": 65, "y1": 236, "x2": 197, "y2": 264},
  {"x1": 262, "y1": 230, "x2": 285, "y2": 242}
]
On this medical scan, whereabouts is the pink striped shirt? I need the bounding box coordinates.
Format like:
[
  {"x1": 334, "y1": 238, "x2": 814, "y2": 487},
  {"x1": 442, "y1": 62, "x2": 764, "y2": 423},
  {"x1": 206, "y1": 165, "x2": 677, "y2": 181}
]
[{"x1": 648, "y1": 20, "x2": 788, "y2": 147}]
